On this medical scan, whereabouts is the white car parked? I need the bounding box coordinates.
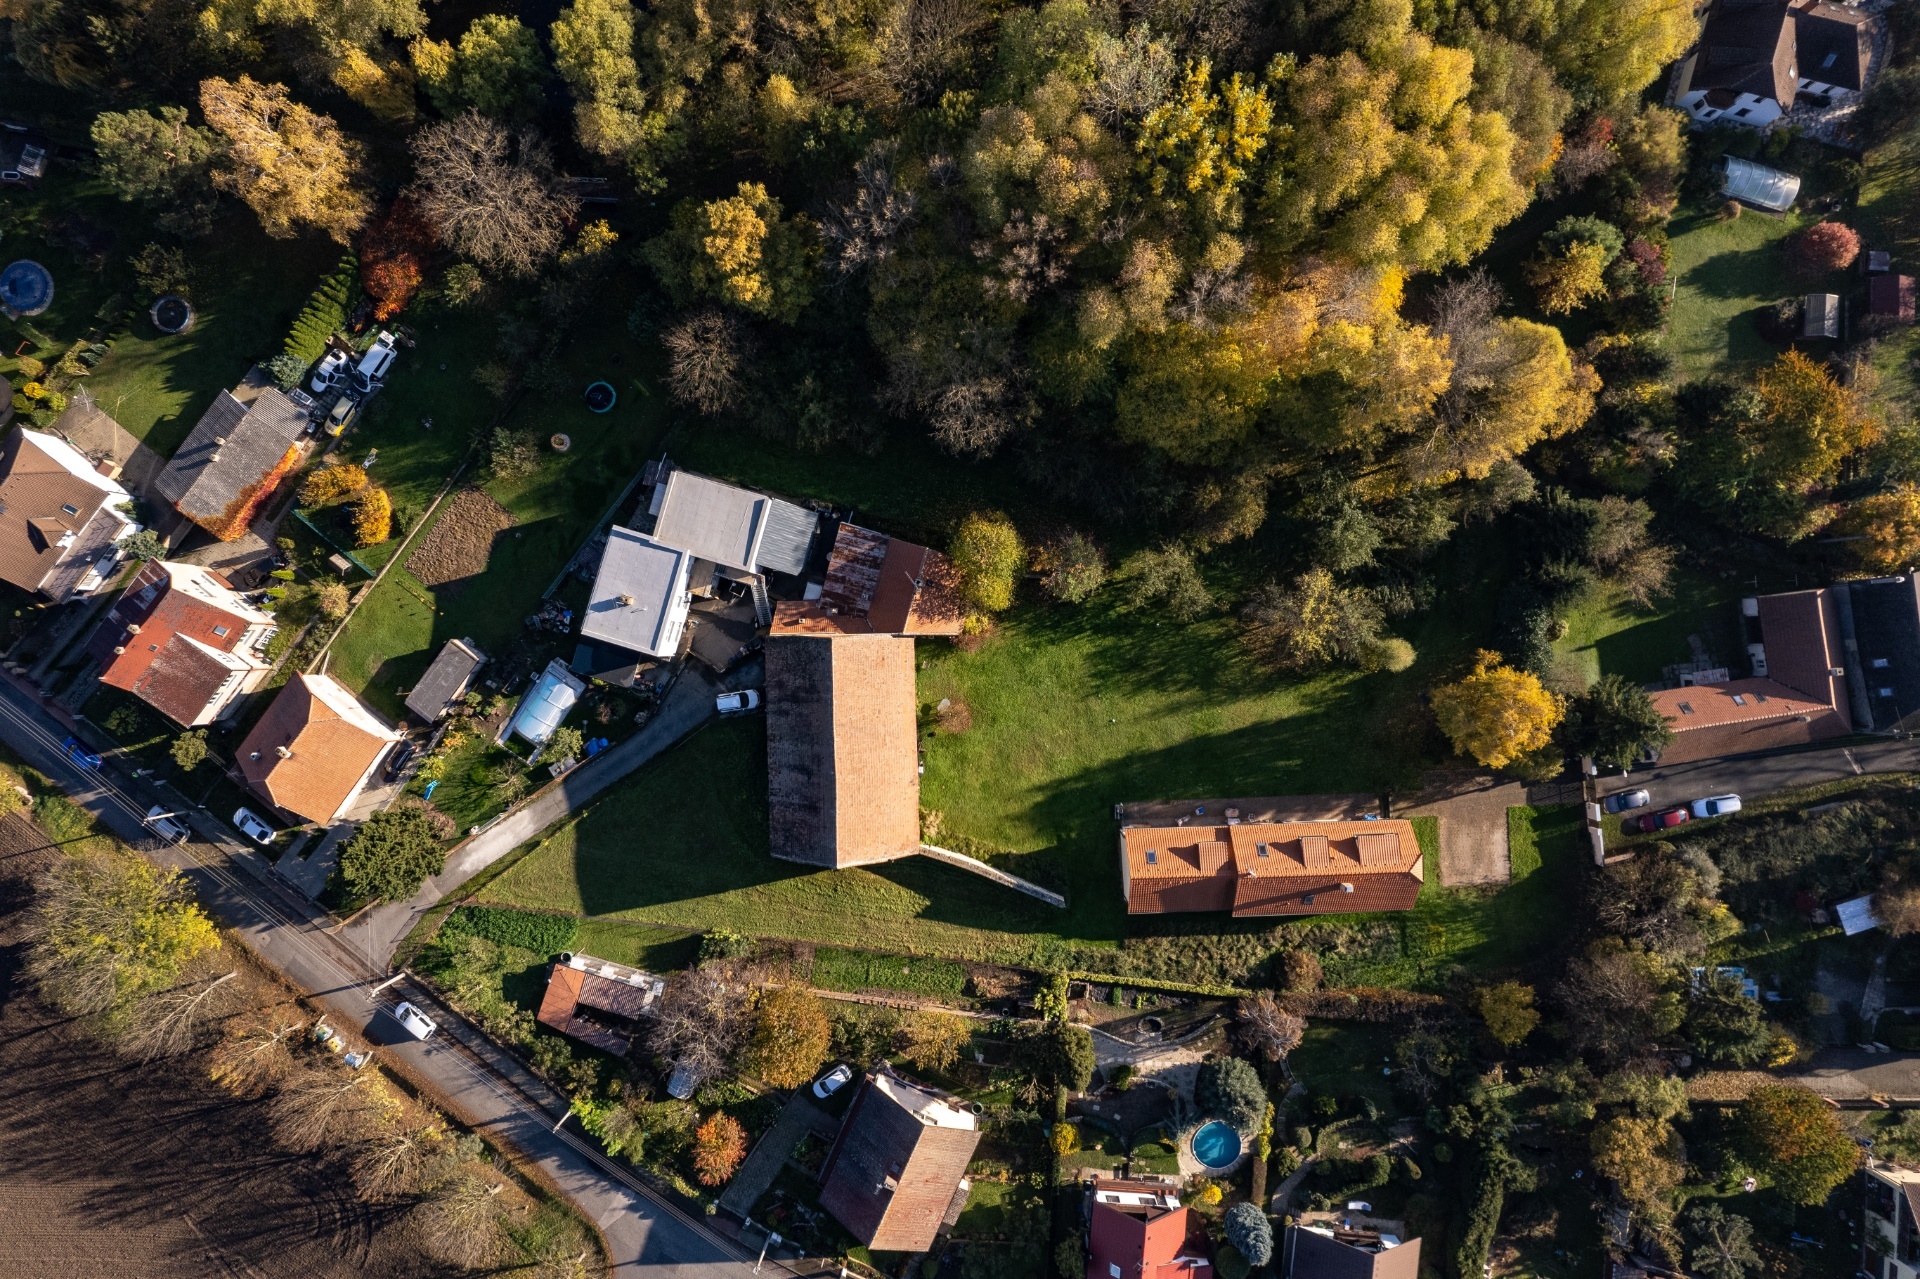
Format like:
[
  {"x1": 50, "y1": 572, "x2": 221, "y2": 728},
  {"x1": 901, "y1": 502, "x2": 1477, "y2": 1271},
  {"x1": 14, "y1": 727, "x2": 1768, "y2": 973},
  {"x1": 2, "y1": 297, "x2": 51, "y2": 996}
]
[
  {"x1": 813, "y1": 1064, "x2": 854, "y2": 1099},
  {"x1": 310, "y1": 350, "x2": 348, "y2": 393},
  {"x1": 393, "y1": 1001, "x2": 437, "y2": 1040},
  {"x1": 717, "y1": 689, "x2": 761, "y2": 715},
  {"x1": 1690, "y1": 794, "x2": 1742, "y2": 819},
  {"x1": 232, "y1": 807, "x2": 276, "y2": 844},
  {"x1": 350, "y1": 332, "x2": 397, "y2": 394},
  {"x1": 144, "y1": 805, "x2": 189, "y2": 844}
]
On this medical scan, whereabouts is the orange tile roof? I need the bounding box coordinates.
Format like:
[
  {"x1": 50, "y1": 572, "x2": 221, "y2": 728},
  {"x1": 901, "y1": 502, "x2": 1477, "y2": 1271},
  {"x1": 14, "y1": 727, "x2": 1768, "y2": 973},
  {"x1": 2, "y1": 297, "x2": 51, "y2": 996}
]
[
  {"x1": 804, "y1": 523, "x2": 965, "y2": 637},
  {"x1": 1649, "y1": 678, "x2": 1833, "y2": 731},
  {"x1": 1120, "y1": 819, "x2": 1424, "y2": 917},
  {"x1": 235, "y1": 674, "x2": 398, "y2": 824}
]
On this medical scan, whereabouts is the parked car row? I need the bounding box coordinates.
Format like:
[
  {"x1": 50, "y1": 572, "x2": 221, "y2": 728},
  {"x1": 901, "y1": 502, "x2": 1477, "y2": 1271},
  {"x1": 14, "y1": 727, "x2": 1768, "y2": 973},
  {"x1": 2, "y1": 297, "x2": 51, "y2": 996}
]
[
  {"x1": 1614, "y1": 791, "x2": 1743, "y2": 835},
  {"x1": 307, "y1": 331, "x2": 398, "y2": 436}
]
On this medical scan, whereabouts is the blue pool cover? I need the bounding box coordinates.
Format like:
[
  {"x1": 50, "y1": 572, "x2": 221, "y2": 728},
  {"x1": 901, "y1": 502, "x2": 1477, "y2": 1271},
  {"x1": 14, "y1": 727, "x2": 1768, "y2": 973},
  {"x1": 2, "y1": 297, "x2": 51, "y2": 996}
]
[{"x1": 0, "y1": 260, "x2": 53, "y2": 316}]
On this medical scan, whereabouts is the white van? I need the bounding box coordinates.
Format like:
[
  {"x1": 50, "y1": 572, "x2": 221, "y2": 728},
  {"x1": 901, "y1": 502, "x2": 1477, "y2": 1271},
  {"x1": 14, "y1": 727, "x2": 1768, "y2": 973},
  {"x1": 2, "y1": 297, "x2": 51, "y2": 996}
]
[{"x1": 350, "y1": 332, "x2": 397, "y2": 394}]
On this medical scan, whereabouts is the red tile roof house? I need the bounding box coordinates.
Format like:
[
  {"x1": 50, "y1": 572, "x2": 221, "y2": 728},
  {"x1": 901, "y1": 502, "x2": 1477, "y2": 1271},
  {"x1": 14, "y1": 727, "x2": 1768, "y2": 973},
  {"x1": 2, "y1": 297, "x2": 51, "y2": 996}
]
[
  {"x1": 234, "y1": 673, "x2": 401, "y2": 825},
  {"x1": 0, "y1": 426, "x2": 142, "y2": 602},
  {"x1": 1086, "y1": 1178, "x2": 1211, "y2": 1279},
  {"x1": 1119, "y1": 816, "x2": 1424, "y2": 917},
  {"x1": 818, "y1": 1063, "x2": 982, "y2": 1254},
  {"x1": 1646, "y1": 588, "x2": 1857, "y2": 765},
  {"x1": 87, "y1": 560, "x2": 277, "y2": 726},
  {"x1": 533, "y1": 952, "x2": 665, "y2": 1058}
]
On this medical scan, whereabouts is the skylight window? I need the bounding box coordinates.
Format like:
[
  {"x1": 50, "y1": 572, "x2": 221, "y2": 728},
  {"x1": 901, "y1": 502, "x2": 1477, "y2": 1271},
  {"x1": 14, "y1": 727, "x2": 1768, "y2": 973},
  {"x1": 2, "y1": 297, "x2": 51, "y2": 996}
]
[
  {"x1": 1875, "y1": 658, "x2": 1891, "y2": 669},
  {"x1": 212, "y1": 625, "x2": 229, "y2": 637},
  {"x1": 1255, "y1": 842, "x2": 1269, "y2": 857},
  {"x1": 1678, "y1": 702, "x2": 1695, "y2": 715},
  {"x1": 1144, "y1": 850, "x2": 1157, "y2": 865},
  {"x1": 1732, "y1": 694, "x2": 1747, "y2": 706},
  {"x1": 1755, "y1": 693, "x2": 1769, "y2": 703},
  {"x1": 60, "y1": 503, "x2": 78, "y2": 516},
  {"x1": 1822, "y1": 51, "x2": 1838, "y2": 68},
  {"x1": 1881, "y1": 687, "x2": 1896, "y2": 698}
]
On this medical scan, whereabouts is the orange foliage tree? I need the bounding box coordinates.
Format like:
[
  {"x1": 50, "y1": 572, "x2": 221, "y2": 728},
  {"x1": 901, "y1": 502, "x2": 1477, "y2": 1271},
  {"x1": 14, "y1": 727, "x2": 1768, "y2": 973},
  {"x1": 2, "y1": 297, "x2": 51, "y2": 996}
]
[
  {"x1": 692, "y1": 1113, "x2": 747, "y2": 1186},
  {"x1": 360, "y1": 198, "x2": 434, "y2": 320},
  {"x1": 1733, "y1": 1083, "x2": 1860, "y2": 1204}
]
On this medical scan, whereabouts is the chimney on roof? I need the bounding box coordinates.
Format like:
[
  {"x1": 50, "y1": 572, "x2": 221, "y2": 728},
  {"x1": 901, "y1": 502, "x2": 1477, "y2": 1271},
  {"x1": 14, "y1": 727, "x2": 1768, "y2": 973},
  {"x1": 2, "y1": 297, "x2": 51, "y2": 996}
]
[
  {"x1": 618, "y1": 594, "x2": 635, "y2": 606},
  {"x1": 112, "y1": 646, "x2": 125, "y2": 655},
  {"x1": 125, "y1": 623, "x2": 141, "y2": 634},
  {"x1": 275, "y1": 745, "x2": 292, "y2": 759}
]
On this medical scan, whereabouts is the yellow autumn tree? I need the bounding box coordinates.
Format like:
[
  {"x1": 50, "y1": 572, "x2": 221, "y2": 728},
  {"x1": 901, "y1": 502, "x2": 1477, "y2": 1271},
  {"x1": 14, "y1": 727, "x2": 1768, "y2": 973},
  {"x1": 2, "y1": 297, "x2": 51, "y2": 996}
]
[
  {"x1": 1590, "y1": 1115, "x2": 1687, "y2": 1212},
  {"x1": 646, "y1": 182, "x2": 817, "y2": 323},
  {"x1": 1838, "y1": 487, "x2": 1920, "y2": 573},
  {"x1": 1134, "y1": 59, "x2": 1273, "y2": 225},
  {"x1": 352, "y1": 486, "x2": 392, "y2": 546},
  {"x1": 1526, "y1": 240, "x2": 1611, "y2": 314},
  {"x1": 299, "y1": 462, "x2": 369, "y2": 507},
  {"x1": 1268, "y1": 20, "x2": 1527, "y2": 272},
  {"x1": 1751, "y1": 350, "x2": 1881, "y2": 493},
  {"x1": 199, "y1": 76, "x2": 372, "y2": 243},
  {"x1": 28, "y1": 850, "x2": 222, "y2": 1018},
  {"x1": 1430, "y1": 650, "x2": 1564, "y2": 769}
]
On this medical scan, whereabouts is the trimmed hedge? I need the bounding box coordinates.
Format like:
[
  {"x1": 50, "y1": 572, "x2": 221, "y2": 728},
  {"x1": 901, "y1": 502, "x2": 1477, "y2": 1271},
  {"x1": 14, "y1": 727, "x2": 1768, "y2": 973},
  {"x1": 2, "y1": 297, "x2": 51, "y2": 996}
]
[
  {"x1": 443, "y1": 906, "x2": 579, "y2": 956},
  {"x1": 283, "y1": 255, "x2": 361, "y2": 366}
]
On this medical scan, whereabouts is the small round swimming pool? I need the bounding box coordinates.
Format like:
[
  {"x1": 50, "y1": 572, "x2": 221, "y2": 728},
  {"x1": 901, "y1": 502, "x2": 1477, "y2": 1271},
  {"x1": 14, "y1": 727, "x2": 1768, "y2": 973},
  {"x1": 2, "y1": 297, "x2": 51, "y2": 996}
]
[{"x1": 1190, "y1": 1120, "x2": 1242, "y2": 1169}]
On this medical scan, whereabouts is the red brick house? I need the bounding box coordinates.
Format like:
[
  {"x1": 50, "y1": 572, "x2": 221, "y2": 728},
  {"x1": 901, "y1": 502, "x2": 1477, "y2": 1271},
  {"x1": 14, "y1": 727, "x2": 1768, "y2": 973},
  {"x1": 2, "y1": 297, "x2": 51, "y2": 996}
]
[
  {"x1": 88, "y1": 560, "x2": 277, "y2": 726},
  {"x1": 1119, "y1": 817, "x2": 1424, "y2": 917},
  {"x1": 1086, "y1": 1178, "x2": 1210, "y2": 1279},
  {"x1": 818, "y1": 1064, "x2": 980, "y2": 1253}
]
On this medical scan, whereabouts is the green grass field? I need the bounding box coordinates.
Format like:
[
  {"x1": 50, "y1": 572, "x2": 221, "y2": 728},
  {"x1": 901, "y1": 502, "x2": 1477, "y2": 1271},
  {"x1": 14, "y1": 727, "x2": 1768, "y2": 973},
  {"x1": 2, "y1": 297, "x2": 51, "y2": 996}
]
[
  {"x1": 1856, "y1": 125, "x2": 1920, "y2": 422},
  {"x1": 476, "y1": 709, "x2": 1588, "y2": 989},
  {"x1": 325, "y1": 280, "x2": 673, "y2": 720},
  {"x1": 1551, "y1": 569, "x2": 1745, "y2": 690},
  {"x1": 1665, "y1": 203, "x2": 1816, "y2": 379},
  {"x1": 1289, "y1": 1021, "x2": 1402, "y2": 1110}
]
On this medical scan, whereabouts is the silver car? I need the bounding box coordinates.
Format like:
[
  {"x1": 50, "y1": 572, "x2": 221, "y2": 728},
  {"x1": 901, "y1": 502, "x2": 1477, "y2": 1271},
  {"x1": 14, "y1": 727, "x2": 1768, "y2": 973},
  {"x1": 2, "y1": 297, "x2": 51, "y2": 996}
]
[
  {"x1": 1691, "y1": 794, "x2": 1742, "y2": 819},
  {"x1": 232, "y1": 806, "x2": 276, "y2": 844},
  {"x1": 393, "y1": 1001, "x2": 437, "y2": 1040},
  {"x1": 1603, "y1": 789, "x2": 1651, "y2": 814}
]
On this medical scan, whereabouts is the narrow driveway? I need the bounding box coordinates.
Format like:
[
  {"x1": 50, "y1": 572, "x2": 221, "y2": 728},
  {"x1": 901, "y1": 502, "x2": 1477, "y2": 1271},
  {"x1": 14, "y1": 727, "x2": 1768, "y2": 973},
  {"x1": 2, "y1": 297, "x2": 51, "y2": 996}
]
[
  {"x1": 339, "y1": 655, "x2": 762, "y2": 968},
  {"x1": 1597, "y1": 736, "x2": 1920, "y2": 809},
  {"x1": 0, "y1": 677, "x2": 766, "y2": 1277}
]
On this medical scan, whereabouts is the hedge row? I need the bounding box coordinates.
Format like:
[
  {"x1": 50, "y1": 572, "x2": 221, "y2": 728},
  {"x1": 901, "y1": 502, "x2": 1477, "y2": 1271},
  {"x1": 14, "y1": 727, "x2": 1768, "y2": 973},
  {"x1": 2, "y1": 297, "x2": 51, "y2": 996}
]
[
  {"x1": 442, "y1": 905, "x2": 579, "y2": 957},
  {"x1": 809, "y1": 947, "x2": 968, "y2": 997},
  {"x1": 283, "y1": 255, "x2": 361, "y2": 367}
]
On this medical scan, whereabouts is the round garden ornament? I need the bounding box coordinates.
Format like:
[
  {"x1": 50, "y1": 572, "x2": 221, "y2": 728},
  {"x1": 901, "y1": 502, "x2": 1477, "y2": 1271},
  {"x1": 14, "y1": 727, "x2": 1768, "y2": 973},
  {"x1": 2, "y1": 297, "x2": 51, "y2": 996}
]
[
  {"x1": 150, "y1": 294, "x2": 195, "y2": 334},
  {"x1": 584, "y1": 381, "x2": 616, "y2": 412},
  {"x1": 0, "y1": 260, "x2": 53, "y2": 317},
  {"x1": 550, "y1": 433, "x2": 571, "y2": 452}
]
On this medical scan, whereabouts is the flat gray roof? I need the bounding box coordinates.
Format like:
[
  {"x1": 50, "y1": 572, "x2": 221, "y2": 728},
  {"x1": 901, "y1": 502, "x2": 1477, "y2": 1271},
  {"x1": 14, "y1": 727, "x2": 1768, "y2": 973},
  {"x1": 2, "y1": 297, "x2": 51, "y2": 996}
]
[
  {"x1": 580, "y1": 526, "x2": 691, "y2": 658},
  {"x1": 652, "y1": 470, "x2": 817, "y2": 575}
]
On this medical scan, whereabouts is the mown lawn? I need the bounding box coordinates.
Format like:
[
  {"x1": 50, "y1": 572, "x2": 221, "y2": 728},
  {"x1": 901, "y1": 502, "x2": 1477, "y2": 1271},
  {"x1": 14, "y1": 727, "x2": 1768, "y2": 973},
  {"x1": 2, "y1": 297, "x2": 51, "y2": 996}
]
[
  {"x1": 1665, "y1": 203, "x2": 1816, "y2": 380},
  {"x1": 0, "y1": 166, "x2": 340, "y2": 458},
  {"x1": 1856, "y1": 125, "x2": 1920, "y2": 422},
  {"x1": 1289, "y1": 1021, "x2": 1402, "y2": 1110},
  {"x1": 326, "y1": 275, "x2": 672, "y2": 721},
  {"x1": 1550, "y1": 568, "x2": 1746, "y2": 690},
  {"x1": 476, "y1": 708, "x2": 1587, "y2": 990}
]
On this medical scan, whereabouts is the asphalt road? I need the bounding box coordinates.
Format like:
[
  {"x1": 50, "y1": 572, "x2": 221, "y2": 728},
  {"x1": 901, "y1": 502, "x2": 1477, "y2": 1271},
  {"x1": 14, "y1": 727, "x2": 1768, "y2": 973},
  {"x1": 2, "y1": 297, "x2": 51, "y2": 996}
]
[
  {"x1": 0, "y1": 676, "x2": 767, "y2": 1277},
  {"x1": 1596, "y1": 735, "x2": 1920, "y2": 811}
]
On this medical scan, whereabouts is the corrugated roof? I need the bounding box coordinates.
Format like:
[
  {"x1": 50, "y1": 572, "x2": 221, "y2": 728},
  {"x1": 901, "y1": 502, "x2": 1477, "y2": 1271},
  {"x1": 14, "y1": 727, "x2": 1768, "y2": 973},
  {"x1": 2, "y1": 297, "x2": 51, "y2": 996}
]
[
  {"x1": 236, "y1": 674, "x2": 397, "y2": 823},
  {"x1": 154, "y1": 388, "x2": 307, "y2": 526},
  {"x1": 509, "y1": 658, "x2": 584, "y2": 745},
  {"x1": 580, "y1": 526, "x2": 691, "y2": 658},
  {"x1": 757, "y1": 495, "x2": 820, "y2": 576},
  {"x1": 1723, "y1": 156, "x2": 1802, "y2": 211},
  {"x1": 405, "y1": 637, "x2": 486, "y2": 722}
]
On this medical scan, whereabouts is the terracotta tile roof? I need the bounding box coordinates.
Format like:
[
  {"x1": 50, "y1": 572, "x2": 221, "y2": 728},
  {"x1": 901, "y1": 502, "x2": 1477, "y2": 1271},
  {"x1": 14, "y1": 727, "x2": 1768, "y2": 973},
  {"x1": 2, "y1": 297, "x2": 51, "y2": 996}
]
[
  {"x1": 1087, "y1": 1179, "x2": 1205, "y2": 1279},
  {"x1": 534, "y1": 953, "x2": 665, "y2": 1058},
  {"x1": 766, "y1": 633, "x2": 922, "y2": 868},
  {"x1": 0, "y1": 427, "x2": 130, "y2": 596},
  {"x1": 234, "y1": 674, "x2": 398, "y2": 824},
  {"x1": 1650, "y1": 678, "x2": 1832, "y2": 730},
  {"x1": 1757, "y1": 589, "x2": 1852, "y2": 718},
  {"x1": 89, "y1": 560, "x2": 274, "y2": 726},
  {"x1": 1119, "y1": 819, "x2": 1424, "y2": 917},
  {"x1": 810, "y1": 523, "x2": 965, "y2": 637},
  {"x1": 818, "y1": 1066, "x2": 981, "y2": 1253}
]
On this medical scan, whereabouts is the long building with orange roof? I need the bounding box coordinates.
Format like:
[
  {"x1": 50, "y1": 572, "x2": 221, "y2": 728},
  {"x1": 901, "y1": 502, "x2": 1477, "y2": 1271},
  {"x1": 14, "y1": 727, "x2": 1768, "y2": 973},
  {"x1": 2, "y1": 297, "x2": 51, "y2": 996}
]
[{"x1": 1118, "y1": 813, "x2": 1424, "y2": 917}]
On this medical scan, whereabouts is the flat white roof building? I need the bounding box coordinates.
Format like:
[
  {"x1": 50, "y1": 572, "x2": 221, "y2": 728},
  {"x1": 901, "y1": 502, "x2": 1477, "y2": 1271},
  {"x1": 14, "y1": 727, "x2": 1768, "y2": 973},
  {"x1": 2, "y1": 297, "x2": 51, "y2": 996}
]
[{"x1": 581, "y1": 526, "x2": 692, "y2": 659}]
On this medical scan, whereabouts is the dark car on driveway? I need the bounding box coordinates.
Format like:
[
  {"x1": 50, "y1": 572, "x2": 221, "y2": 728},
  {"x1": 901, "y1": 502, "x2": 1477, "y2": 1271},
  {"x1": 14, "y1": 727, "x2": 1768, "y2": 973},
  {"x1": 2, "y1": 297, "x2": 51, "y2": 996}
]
[
  {"x1": 1603, "y1": 788, "x2": 1651, "y2": 814},
  {"x1": 1627, "y1": 806, "x2": 1691, "y2": 835},
  {"x1": 385, "y1": 742, "x2": 417, "y2": 783}
]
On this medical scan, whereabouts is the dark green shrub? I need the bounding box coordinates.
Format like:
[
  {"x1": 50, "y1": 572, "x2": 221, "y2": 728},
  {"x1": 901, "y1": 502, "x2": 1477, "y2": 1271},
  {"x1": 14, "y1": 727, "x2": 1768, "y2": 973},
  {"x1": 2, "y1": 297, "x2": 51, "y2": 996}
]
[
  {"x1": 442, "y1": 905, "x2": 578, "y2": 956},
  {"x1": 283, "y1": 255, "x2": 360, "y2": 366}
]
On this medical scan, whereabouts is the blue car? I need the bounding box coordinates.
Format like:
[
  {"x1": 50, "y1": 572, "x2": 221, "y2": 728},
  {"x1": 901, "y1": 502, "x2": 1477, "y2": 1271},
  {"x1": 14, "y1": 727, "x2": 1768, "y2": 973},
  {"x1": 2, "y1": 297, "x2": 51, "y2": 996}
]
[{"x1": 63, "y1": 736, "x2": 102, "y2": 769}]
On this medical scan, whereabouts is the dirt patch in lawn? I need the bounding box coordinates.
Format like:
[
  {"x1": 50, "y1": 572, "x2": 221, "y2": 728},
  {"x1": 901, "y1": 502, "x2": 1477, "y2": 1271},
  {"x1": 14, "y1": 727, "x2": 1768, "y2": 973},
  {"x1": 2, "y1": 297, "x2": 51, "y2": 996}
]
[{"x1": 406, "y1": 488, "x2": 516, "y2": 594}]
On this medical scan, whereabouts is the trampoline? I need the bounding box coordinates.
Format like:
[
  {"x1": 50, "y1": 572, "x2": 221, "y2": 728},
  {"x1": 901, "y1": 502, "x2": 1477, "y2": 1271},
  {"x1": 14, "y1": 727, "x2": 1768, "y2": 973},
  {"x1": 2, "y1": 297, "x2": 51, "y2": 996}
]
[
  {"x1": 584, "y1": 381, "x2": 616, "y2": 412},
  {"x1": 150, "y1": 294, "x2": 195, "y2": 334},
  {"x1": 0, "y1": 260, "x2": 53, "y2": 317}
]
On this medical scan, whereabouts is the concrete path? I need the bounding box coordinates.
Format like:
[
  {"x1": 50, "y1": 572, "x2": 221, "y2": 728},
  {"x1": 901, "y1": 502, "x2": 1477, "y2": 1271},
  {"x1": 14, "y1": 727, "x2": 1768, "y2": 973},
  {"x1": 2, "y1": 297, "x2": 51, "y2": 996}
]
[
  {"x1": 339, "y1": 656, "x2": 762, "y2": 969},
  {"x1": 0, "y1": 673, "x2": 767, "y2": 1277},
  {"x1": 1399, "y1": 770, "x2": 1528, "y2": 886}
]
